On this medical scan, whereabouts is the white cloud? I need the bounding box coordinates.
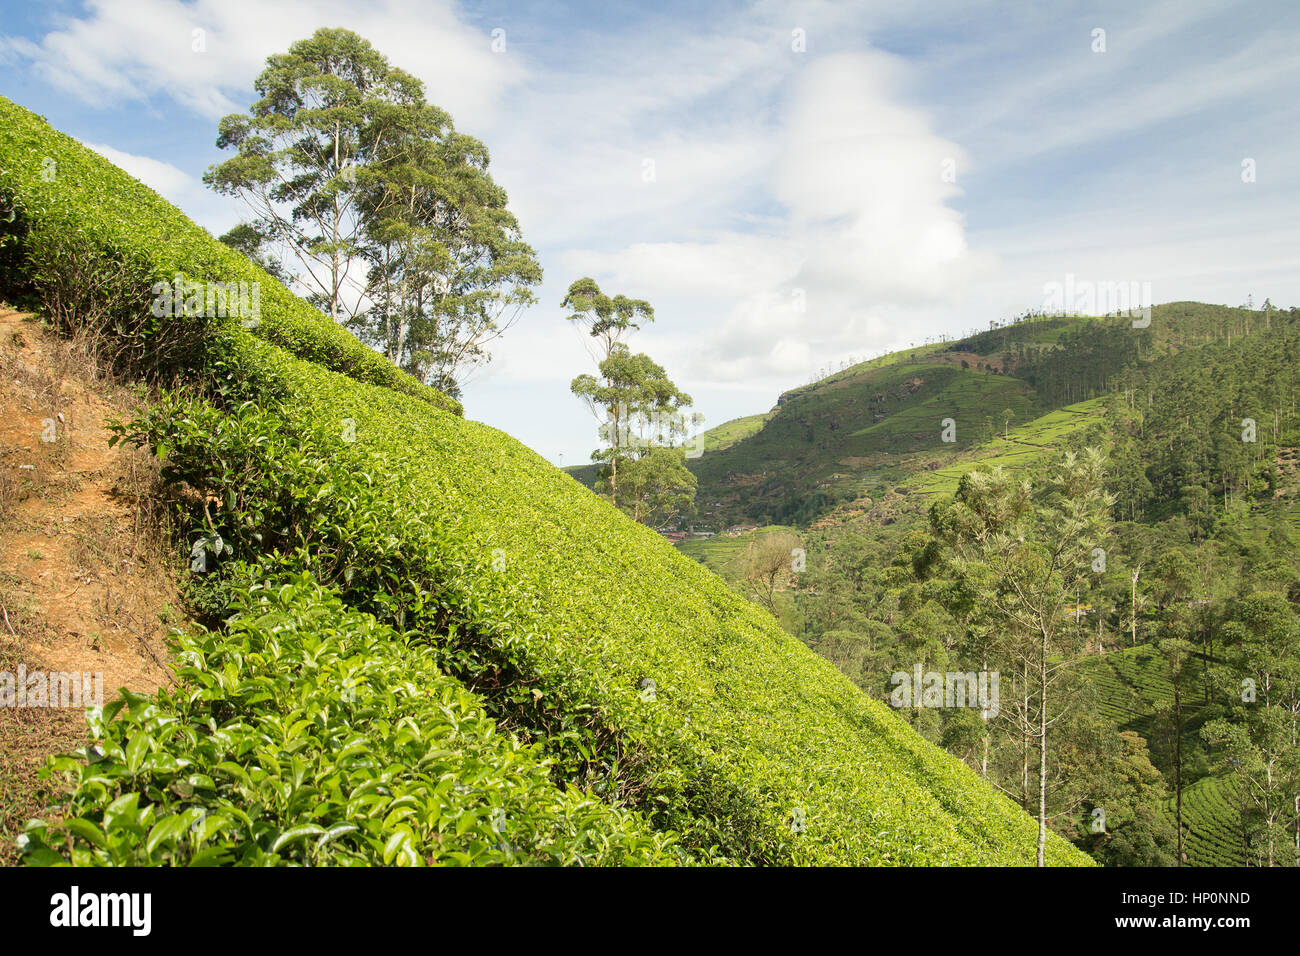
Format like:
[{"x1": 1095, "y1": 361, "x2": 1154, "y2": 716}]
[
  {"x1": 547, "y1": 50, "x2": 993, "y2": 385},
  {"x1": 773, "y1": 51, "x2": 986, "y2": 303},
  {"x1": 16, "y1": 1, "x2": 980, "y2": 395},
  {"x1": 10, "y1": 0, "x2": 1298, "y2": 463},
  {"x1": 564, "y1": 237, "x2": 795, "y2": 301},
  {"x1": 5, "y1": 0, "x2": 521, "y2": 128},
  {"x1": 78, "y1": 140, "x2": 243, "y2": 239},
  {"x1": 0, "y1": 35, "x2": 41, "y2": 66}
]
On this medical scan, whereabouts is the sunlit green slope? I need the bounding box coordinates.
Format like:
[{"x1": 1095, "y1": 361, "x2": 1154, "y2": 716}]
[{"x1": 0, "y1": 96, "x2": 1092, "y2": 866}]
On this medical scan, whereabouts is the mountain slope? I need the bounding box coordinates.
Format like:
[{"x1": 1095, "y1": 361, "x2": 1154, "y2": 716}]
[
  {"x1": 0, "y1": 98, "x2": 1090, "y2": 865},
  {"x1": 0, "y1": 96, "x2": 459, "y2": 415},
  {"x1": 686, "y1": 303, "x2": 1271, "y2": 529},
  {"x1": 687, "y1": 300, "x2": 1300, "y2": 866}
]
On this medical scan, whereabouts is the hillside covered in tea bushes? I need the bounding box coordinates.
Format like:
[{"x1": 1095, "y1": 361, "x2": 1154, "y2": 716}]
[{"x1": 0, "y1": 96, "x2": 1091, "y2": 866}]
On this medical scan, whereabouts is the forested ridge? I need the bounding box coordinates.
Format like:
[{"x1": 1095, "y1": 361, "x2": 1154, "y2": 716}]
[{"x1": 676, "y1": 300, "x2": 1300, "y2": 866}]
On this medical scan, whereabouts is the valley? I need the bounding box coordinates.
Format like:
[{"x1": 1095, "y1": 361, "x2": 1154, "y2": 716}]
[{"x1": 567, "y1": 300, "x2": 1300, "y2": 866}]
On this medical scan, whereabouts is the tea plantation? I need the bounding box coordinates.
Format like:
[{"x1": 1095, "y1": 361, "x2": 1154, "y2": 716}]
[{"x1": 0, "y1": 97, "x2": 1092, "y2": 866}]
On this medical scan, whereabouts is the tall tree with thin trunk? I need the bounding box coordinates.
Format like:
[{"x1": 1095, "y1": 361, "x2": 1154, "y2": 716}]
[
  {"x1": 571, "y1": 344, "x2": 695, "y2": 519},
  {"x1": 1203, "y1": 593, "x2": 1300, "y2": 866},
  {"x1": 564, "y1": 278, "x2": 654, "y2": 505},
  {"x1": 354, "y1": 104, "x2": 541, "y2": 397},
  {"x1": 931, "y1": 447, "x2": 1113, "y2": 864},
  {"x1": 1155, "y1": 627, "x2": 1197, "y2": 865},
  {"x1": 205, "y1": 28, "x2": 421, "y2": 324}
]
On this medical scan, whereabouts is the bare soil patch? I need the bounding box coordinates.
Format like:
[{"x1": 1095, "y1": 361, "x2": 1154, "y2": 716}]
[{"x1": 0, "y1": 307, "x2": 181, "y2": 865}]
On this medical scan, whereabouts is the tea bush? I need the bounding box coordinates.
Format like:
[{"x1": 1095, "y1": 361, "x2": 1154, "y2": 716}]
[
  {"x1": 22, "y1": 571, "x2": 677, "y2": 866},
  {"x1": 4, "y1": 96, "x2": 1093, "y2": 866},
  {"x1": 281, "y1": 358, "x2": 1093, "y2": 864},
  {"x1": 99, "y1": 342, "x2": 1093, "y2": 865}
]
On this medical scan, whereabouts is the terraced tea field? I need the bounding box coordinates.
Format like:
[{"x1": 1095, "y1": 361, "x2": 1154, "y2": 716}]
[
  {"x1": 910, "y1": 400, "x2": 1108, "y2": 500},
  {"x1": 1166, "y1": 775, "x2": 1246, "y2": 867},
  {"x1": 1079, "y1": 645, "x2": 1246, "y2": 866}
]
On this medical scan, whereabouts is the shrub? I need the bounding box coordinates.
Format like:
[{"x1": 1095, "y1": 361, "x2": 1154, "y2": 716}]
[
  {"x1": 8, "y1": 95, "x2": 1093, "y2": 867},
  {"x1": 22, "y1": 572, "x2": 677, "y2": 866}
]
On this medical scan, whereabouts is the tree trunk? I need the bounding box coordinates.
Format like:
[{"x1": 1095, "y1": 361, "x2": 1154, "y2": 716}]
[
  {"x1": 331, "y1": 120, "x2": 342, "y2": 324},
  {"x1": 1037, "y1": 630, "x2": 1048, "y2": 867},
  {"x1": 1021, "y1": 661, "x2": 1031, "y2": 812},
  {"x1": 981, "y1": 655, "x2": 989, "y2": 777},
  {"x1": 1266, "y1": 759, "x2": 1275, "y2": 867},
  {"x1": 610, "y1": 442, "x2": 619, "y2": 507},
  {"x1": 1131, "y1": 565, "x2": 1141, "y2": 646},
  {"x1": 1175, "y1": 681, "x2": 1183, "y2": 866}
]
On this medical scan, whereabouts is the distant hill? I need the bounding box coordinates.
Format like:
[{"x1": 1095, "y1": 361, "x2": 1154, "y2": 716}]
[
  {"x1": 671, "y1": 297, "x2": 1300, "y2": 867},
  {"x1": 684, "y1": 303, "x2": 1273, "y2": 529},
  {"x1": 700, "y1": 411, "x2": 774, "y2": 452}
]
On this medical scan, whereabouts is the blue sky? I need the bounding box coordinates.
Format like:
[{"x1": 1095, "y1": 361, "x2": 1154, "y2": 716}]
[{"x1": 2, "y1": 0, "x2": 1297, "y2": 464}]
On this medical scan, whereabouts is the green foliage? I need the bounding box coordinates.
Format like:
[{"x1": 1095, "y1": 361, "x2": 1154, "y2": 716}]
[
  {"x1": 205, "y1": 27, "x2": 541, "y2": 393},
  {"x1": 0, "y1": 95, "x2": 461, "y2": 413},
  {"x1": 562, "y1": 277, "x2": 654, "y2": 356},
  {"x1": 1162, "y1": 775, "x2": 1246, "y2": 866},
  {"x1": 690, "y1": 362, "x2": 1039, "y2": 528},
  {"x1": 909, "y1": 400, "x2": 1109, "y2": 502},
  {"x1": 1200, "y1": 592, "x2": 1300, "y2": 866},
  {"x1": 1074, "y1": 731, "x2": 1177, "y2": 867},
  {"x1": 682, "y1": 298, "x2": 1300, "y2": 866},
  {"x1": 677, "y1": 525, "x2": 791, "y2": 573},
  {"x1": 353, "y1": 106, "x2": 542, "y2": 392},
  {"x1": 929, "y1": 449, "x2": 1115, "y2": 865},
  {"x1": 689, "y1": 302, "x2": 1282, "y2": 530},
  {"x1": 615, "y1": 446, "x2": 698, "y2": 527},
  {"x1": 97, "y1": 342, "x2": 1091, "y2": 865},
  {"x1": 700, "y1": 411, "x2": 774, "y2": 452},
  {"x1": 566, "y1": 281, "x2": 697, "y2": 522},
  {"x1": 218, "y1": 222, "x2": 288, "y2": 282},
  {"x1": 22, "y1": 572, "x2": 675, "y2": 866},
  {"x1": 204, "y1": 27, "x2": 419, "y2": 325},
  {"x1": 7, "y1": 99, "x2": 1098, "y2": 868}
]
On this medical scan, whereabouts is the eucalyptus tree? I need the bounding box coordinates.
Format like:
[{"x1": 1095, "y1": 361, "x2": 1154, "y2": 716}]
[
  {"x1": 564, "y1": 278, "x2": 657, "y2": 505},
  {"x1": 1203, "y1": 593, "x2": 1300, "y2": 866},
  {"x1": 931, "y1": 448, "x2": 1114, "y2": 865},
  {"x1": 356, "y1": 102, "x2": 540, "y2": 397},
  {"x1": 563, "y1": 277, "x2": 654, "y2": 366},
  {"x1": 570, "y1": 342, "x2": 696, "y2": 516},
  {"x1": 207, "y1": 28, "x2": 540, "y2": 396},
  {"x1": 205, "y1": 28, "x2": 419, "y2": 323}
]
